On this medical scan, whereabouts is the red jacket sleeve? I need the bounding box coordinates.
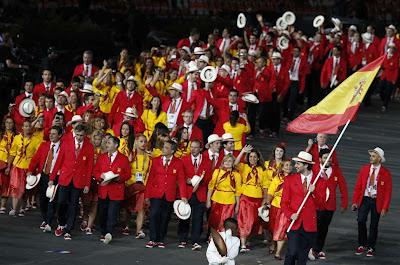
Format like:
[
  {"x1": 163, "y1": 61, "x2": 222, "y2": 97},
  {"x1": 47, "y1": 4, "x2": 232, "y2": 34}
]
[
  {"x1": 177, "y1": 161, "x2": 187, "y2": 199},
  {"x1": 336, "y1": 167, "x2": 349, "y2": 209},
  {"x1": 28, "y1": 142, "x2": 45, "y2": 173},
  {"x1": 49, "y1": 144, "x2": 65, "y2": 181},
  {"x1": 351, "y1": 168, "x2": 364, "y2": 206},
  {"x1": 281, "y1": 177, "x2": 295, "y2": 219}
]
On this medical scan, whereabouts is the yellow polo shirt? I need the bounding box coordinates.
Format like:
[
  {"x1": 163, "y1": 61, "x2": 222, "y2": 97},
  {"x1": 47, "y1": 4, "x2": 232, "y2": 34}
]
[
  {"x1": 127, "y1": 153, "x2": 152, "y2": 186},
  {"x1": 223, "y1": 122, "x2": 250, "y2": 150},
  {"x1": 9, "y1": 134, "x2": 42, "y2": 169},
  {"x1": 237, "y1": 163, "x2": 269, "y2": 198},
  {"x1": 141, "y1": 110, "x2": 167, "y2": 140},
  {"x1": 264, "y1": 160, "x2": 282, "y2": 189},
  {"x1": 208, "y1": 169, "x2": 241, "y2": 205},
  {"x1": 93, "y1": 78, "x2": 121, "y2": 114},
  {"x1": 267, "y1": 175, "x2": 285, "y2": 208},
  {"x1": 0, "y1": 132, "x2": 14, "y2": 162}
]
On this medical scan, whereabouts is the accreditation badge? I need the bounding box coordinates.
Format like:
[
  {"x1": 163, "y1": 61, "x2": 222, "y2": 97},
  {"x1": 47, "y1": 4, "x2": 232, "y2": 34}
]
[
  {"x1": 117, "y1": 167, "x2": 121, "y2": 173},
  {"x1": 136, "y1": 172, "x2": 143, "y2": 182},
  {"x1": 173, "y1": 169, "x2": 177, "y2": 174},
  {"x1": 381, "y1": 181, "x2": 384, "y2": 186},
  {"x1": 334, "y1": 177, "x2": 338, "y2": 181},
  {"x1": 83, "y1": 156, "x2": 87, "y2": 161}
]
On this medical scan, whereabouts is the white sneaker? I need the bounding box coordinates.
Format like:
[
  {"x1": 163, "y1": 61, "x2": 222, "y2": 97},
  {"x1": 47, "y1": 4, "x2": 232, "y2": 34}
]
[
  {"x1": 308, "y1": 249, "x2": 316, "y2": 261},
  {"x1": 8, "y1": 209, "x2": 16, "y2": 216},
  {"x1": 104, "y1": 233, "x2": 112, "y2": 244},
  {"x1": 43, "y1": 224, "x2": 52, "y2": 233}
]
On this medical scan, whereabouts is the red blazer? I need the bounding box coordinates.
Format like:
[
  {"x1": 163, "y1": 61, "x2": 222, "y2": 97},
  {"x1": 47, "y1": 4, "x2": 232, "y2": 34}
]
[
  {"x1": 309, "y1": 42, "x2": 325, "y2": 71},
  {"x1": 12, "y1": 93, "x2": 33, "y2": 127},
  {"x1": 288, "y1": 56, "x2": 308, "y2": 93},
  {"x1": 181, "y1": 154, "x2": 212, "y2": 202},
  {"x1": 108, "y1": 91, "x2": 144, "y2": 129},
  {"x1": 189, "y1": 125, "x2": 203, "y2": 141},
  {"x1": 320, "y1": 57, "x2": 347, "y2": 88},
  {"x1": 212, "y1": 75, "x2": 233, "y2": 99},
  {"x1": 352, "y1": 164, "x2": 392, "y2": 213},
  {"x1": 28, "y1": 141, "x2": 60, "y2": 174},
  {"x1": 362, "y1": 43, "x2": 379, "y2": 65},
  {"x1": 253, "y1": 67, "x2": 273, "y2": 102},
  {"x1": 161, "y1": 96, "x2": 190, "y2": 127},
  {"x1": 379, "y1": 37, "x2": 400, "y2": 55},
  {"x1": 233, "y1": 63, "x2": 255, "y2": 95},
  {"x1": 308, "y1": 143, "x2": 339, "y2": 167},
  {"x1": 50, "y1": 137, "x2": 94, "y2": 189},
  {"x1": 270, "y1": 64, "x2": 290, "y2": 98},
  {"x1": 189, "y1": 89, "x2": 213, "y2": 124},
  {"x1": 181, "y1": 79, "x2": 201, "y2": 103},
  {"x1": 313, "y1": 164, "x2": 348, "y2": 211},
  {"x1": 380, "y1": 53, "x2": 399, "y2": 83},
  {"x1": 145, "y1": 156, "x2": 187, "y2": 201},
  {"x1": 72, "y1": 64, "x2": 99, "y2": 78},
  {"x1": 93, "y1": 152, "x2": 131, "y2": 201},
  {"x1": 347, "y1": 41, "x2": 363, "y2": 70},
  {"x1": 202, "y1": 150, "x2": 223, "y2": 170},
  {"x1": 281, "y1": 173, "x2": 326, "y2": 232},
  {"x1": 177, "y1": 38, "x2": 190, "y2": 49},
  {"x1": 33, "y1": 82, "x2": 55, "y2": 102}
]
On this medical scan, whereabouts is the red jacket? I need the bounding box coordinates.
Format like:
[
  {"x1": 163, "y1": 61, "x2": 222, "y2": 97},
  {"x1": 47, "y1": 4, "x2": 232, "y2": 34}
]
[
  {"x1": 270, "y1": 64, "x2": 290, "y2": 98},
  {"x1": 181, "y1": 154, "x2": 212, "y2": 202},
  {"x1": 72, "y1": 64, "x2": 99, "y2": 78},
  {"x1": 380, "y1": 53, "x2": 399, "y2": 83},
  {"x1": 182, "y1": 79, "x2": 201, "y2": 103},
  {"x1": 177, "y1": 38, "x2": 191, "y2": 49},
  {"x1": 189, "y1": 124, "x2": 203, "y2": 141},
  {"x1": 308, "y1": 42, "x2": 325, "y2": 71},
  {"x1": 288, "y1": 56, "x2": 308, "y2": 93},
  {"x1": 28, "y1": 141, "x2": 60, "y2": 174},
  {"x1": 50, "y1": 136, "x2": 94, "y2": 189},
  {"x1": 93, "y1": 152, "x2": 131, "y2": 200},
  {"x1": 347, "y1": 41, "x2": 363, "y2": 70},
  {"x1": 320, "y1": 57, "x2": 347, "y2": 88},
  {"x1": 253, "y1": 66, "x2": 273, "y2": 102},
  {"x1": 212, "y1": 75, "x2": 233, "y2": 99},
  {"x1": 202, "y1": 150, "x2": 223, "y2": 171},
  {"x1": 313, "y1": 164, "x2": 348, "y2": 211},
  {"x1": 12, "y1": 92, "x2": 33, "y2": 127},
  {"x1": 108, "y1": 91, "x2": 144, "y2": 129},
  {"x1": 33, "y1": 82, "x2": 55, "y2": 102},
  {"x1": 362, "y1": 43, "x2": 379, "y2": 65},
  {"x1": 145, "y1": 156, "x2": 187, "y2": 201},
  {"x1": 352, "y1": 164, "x2": 392, "y2": 213},
  {"x1": 161, "y1": 96, "x2": 191, "y2": 127},
  {"x1": 281, "y1": 173, "x2": 327, "y2": 232},
  {"x1": 233, "y1": 64, "x2": 254, "y2": 95},
  {"x1": 379, "y1": 37, "x2": 400, "y2": 55},
  {"x1": 189, "y1": 89, "x2": 212, "y2": 124},
  {"x1": 308, "y1": 143, "x2": 339, "y2": 167}
]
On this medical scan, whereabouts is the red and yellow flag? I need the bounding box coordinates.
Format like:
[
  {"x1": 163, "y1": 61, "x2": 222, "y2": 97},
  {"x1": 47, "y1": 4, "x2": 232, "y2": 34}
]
[{"x1": 287, "y1": 56, "x2": 385, "y2": 134}]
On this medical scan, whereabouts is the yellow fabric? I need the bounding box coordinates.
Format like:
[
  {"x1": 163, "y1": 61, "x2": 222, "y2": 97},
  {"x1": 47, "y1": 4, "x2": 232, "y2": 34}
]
[
  {"x1": 223, "y1": 122, "x2": 250, "y2": 150},
  {"x1": 174, "y1": 141, "x2": 191, "y2": 159},
  {"x1": 236, "y1": 163, "x2": 268, "y2": 198},
  {"x1": 208, "y1": 169, "x2": 241, "y2": 205},
  {"x1": 127, "y1": 153, "x2": 152, "y2": 186},
  {"x1": 0, "y1": 132, "x2": 14, "y2": 162},
  {"x1": 118, "y1": 137, "x2": 130, "y2": 157},
  {"x1": 92, "y1": 78, "x2": 121, "y2": 114},
  {"x1": 151, "y1": 148, "x2": 162, "y2": 158},
  {"x1": 153, "y1": 56, "x2": 166, "y2": 69},
  {"x1": 267, "y1": 175, "x2": 285, "y2": 208},
  {"x1": 264, "y1": 160, "x2": 282, "y2": 189},
  {"x1": 141, "y1": 110, "x2": 167, "y2": 140},
  {"x1": 155, "y1": 80, "x2": 167, "y2": 96},
  {"x1": 9, "y1": 134, "x2": 42, "y2": 169},
  {"x1": 32, "y1": 130, "x2": 44, "y2": 143}
]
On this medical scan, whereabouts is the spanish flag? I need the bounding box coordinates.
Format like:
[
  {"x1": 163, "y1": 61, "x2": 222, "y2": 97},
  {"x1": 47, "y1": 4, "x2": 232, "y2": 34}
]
[{"x1": 287, "y1": 56, "x2": 385, "y2": 134}]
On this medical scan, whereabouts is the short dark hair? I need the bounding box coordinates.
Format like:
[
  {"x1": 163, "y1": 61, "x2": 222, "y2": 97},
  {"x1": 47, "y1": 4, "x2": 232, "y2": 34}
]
[
  {"x1": 229, "y1": 89, "x2": 238, "y2": 96},
  {"x1": 53, "y1": 111, "x2": 64, "y2": 120},
  {"x1": 74, "y1": 123, "x2": 86, "y2": 133},
  {"x1": 319, "y1": 148, "x2": 330, "y2": 158},
  {"x1": 191, "y1": 139, "x2": 203, "y2": 148},
  {"x1": 50, "y1": 125, "x2": 63, "y2": 135},
  {"x1": 109, "y1": 136, "x2": 120, "y2": 148},
  {"x1": 164, "y1": 140, "x2": 177, "y2": 152},
  {"x1": 190, "y1": 28, "x2": 199, "y2": 36}
]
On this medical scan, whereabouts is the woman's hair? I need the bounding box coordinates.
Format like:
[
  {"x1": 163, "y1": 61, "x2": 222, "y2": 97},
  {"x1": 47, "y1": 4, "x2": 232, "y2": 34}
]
[
  {"x1": 221, "y1": 154, "x2": 235, "y2": 169},
  {"x1": 149, "y1": 122, "x2": 169, "y2": 149},
  {"x1": 134, "y1": 133, "x2": 147, "y2": 152},
  {"x1": 176, "y1": 126, "x2": 189, "y2": 143},
  {"x1": 229, "y1": 110, "x2": 239, "y2": 126},
  {"x1": 120, "y1": 121, "x2": 135, "y2": 151},
  {"x1": 245, "y1": 149, "x2": 266, "y2": 170},
  {"x1": 268, "y1": 142, "x2": 287, "y2": 163},
  {"x1": 0, "y1": 116, "x2": 16, "y2": 137},
  {"x1": 150, "y1": 96, "x2": 162, "y2": 117}
]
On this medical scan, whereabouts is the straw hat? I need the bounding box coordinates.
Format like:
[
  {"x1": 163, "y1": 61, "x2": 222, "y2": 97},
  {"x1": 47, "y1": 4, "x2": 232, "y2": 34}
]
[
  {"x1": 205, "y1": 134, "x2": 222, "y2": 148},
  {"x1": 200, "y1": 66, "x2": 217, "y2": 83},
  {"x1": 237, "y1": 13, "x2": 246, "y2": 29},
  {"x1": 46, "y1": 184, "x2": 58, "y2": 202},
  {"x1": 362, "y1": 32, "x2": 373, "y2": 43},
  {"x1": 258, "y1": 205, "x2": 270, "y2": 222},
  {"x1": 101, "y1": 171, "x2": 119, "y2": 185},
  {"x1": 173, "y1": 200, "x2": 191, "y2": 220},
  {"x1": 292, "y1": 151, "x2": 315, "y2": 164},
  {"x1": 271, "y1": 52, "x2": 282, "y2": 59},
  {"x1": 282, "y1": 11, "x2": 296, "y2": 25},
  {"x1": 193, "y1": 47, "x2": 205, "y2": 55},
  {"x1": 19, "y1": 98, "x2": 36, "y2": 117},
  {"x1": 220, "y1": 64, "x2": 231, "y2": 73},
  {"x1": 191, "y1": 174, "x2": 204, "y2": 193},
  {"x1": 241, "y1": 93, "x2": 259, "y2": 104},
  {"x1": 122, "y1": 107, "x2": 137, "y2": 118},
  {"x1": 80, "y1": 84, "x2": 93, "y2": 94},
  {"x1": 26, "y1": 174, "x2": 41, "y2": 190},
  {"x1": 368, "y1": 147, "x2": 386, "y2": 163},
  {"x1": 169, "y1": 82, "x2": 183, "y2": 92},
  {"x1": 198, "y1": 55, "x2": 209, "y2": 64},
  {"x1": 313, "y1": 15, "x2": 325, "y2": 28}
]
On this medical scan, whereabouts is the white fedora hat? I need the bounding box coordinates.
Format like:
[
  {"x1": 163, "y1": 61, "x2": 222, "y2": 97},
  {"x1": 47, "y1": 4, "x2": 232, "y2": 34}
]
[
  {"x1": 362, "y1": 32, "x2": 373, "y2": 43},
  {"x1": 26, "y1": 173, "x2": 41, "y2": 190},
  {"x1": 221, "y1": 133, "x2": 238, "y2": 142},
  {"x1": 122, "y1": 107, "x2": 137, "y2": 118},
  {"x1": 241, "y1": 93, "x2": 259, "y2": 104},
  {"x1": 101, "y1": 171, "x2": 119, "y2": 185},
  {"x1": 205, "y1": 134, "x2": 222, "y2": 148},
  {"x1": 331, "y1": 17, "x2": 342, "y2": 30},
  {"x1": 191, "y1": 174, "x2": 204, "y2": 193},
  {"x1": 200, "y1": 66, "x2": 217, "y2": 83},
  {"x1": 173, "y1": 200, "x2": 191, "y2": 220},
  {"x1": 278, "y1": 36, "x2": 289, "y2": 50},
  {"x1": 58, "y1": 91, "x2": 69, "y2": 98},
  {"x1": 220, "y1": 64, "x2": 231, "y2": 73},
  {"x1": 46, "y1": 184, "x2": 58, "y2": 202},
  {"x1": 313, "y1": 15, "x2": 325, "y2": 28},
  {"x1": 19, "y1": 98, "x2": 36, "y2": 118},
  {"x1": 276, "y1": 17, "x2": 288, "y2": 31},
  {"x1": 193, "y1": 47, "x2": 205, "y2": 55},
  {"x1": 387, "y1": 24, "x2": 397, "y2": 32},
  {"x1": 282, "y1": 11, "x2": 296, "y2": 25},
  {"x1": 198, "y1": 55, "x2": 209, "y2": 64},
  {"x1": 80, "y1": 84, "x2": 93, "y2": 94},
  {"x1": 181, "y1": 46, "x2": 191, "y2": 55},
  {"x1": 271, "y1": 51, "x2": 282, "y2": 59},
  {"x1": 237, "y1": 13, "x2": 246, "y2": 29},
  {"x1": 368, "y1": 147, "x2": 386, "y2": 163},
  {"x1": 169, "y1": 82, "x2": 183, "y2": 92},
  {"x1": 349, "y1": 25, "x2": 357, "y2": 32},
  {"x1": 258, "y1": 206, "x2": 270, "y2": 222},
  {"x1": 187, "y1": 61, "x2": 199, "y2": 73},
  {"x1": 292, "y1": 151, "x2": 315, "y2": 164},
  {"x1": 67, "y1": 114, "x2": 83, "y2": 126}
]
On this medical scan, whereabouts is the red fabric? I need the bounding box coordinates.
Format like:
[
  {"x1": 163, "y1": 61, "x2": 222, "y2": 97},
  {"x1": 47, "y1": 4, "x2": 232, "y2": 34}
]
[
  {"x1": 237, "y1": 195, "x2": 262, "y2": 238},
  {"x1": 380, "y1": 53, "x2": 399, "y2": 83},
  {"x1": 253, "y1": 66, "x2": 273, "y2": 102},
  {"x1": 181, "y1": 154, "x2": 212, "y2": 202},
  {"x1": 50, "y1": 135, "x2": 94, "y2": 189},
  {"x1": 281, "y1": 173, "x2": 327, "y2": 232},
  {"x1": 271, "y1": 206, "x2": 289, "y2": 241},
  {"x1": 320, "y1": 57, "x2": 348, "y2": 88},
  {"x1": 208, "y1": 202, "x2": 235, "y2": 231},
  {"x1": 233, "y1": 64, "x2": 255, "y2": 95},
  {"x1": 313, "y1": 164, "x2": 348, "y2": 211},
  {"x1": 181, "y1": 79, "x2": 201, "y2": 103},
  {"x1": 1, "y1": 170, "x2": 10, "y2": 197},
  {"x1": 145, "y1": 156, "x2": 187, "y2": 202},
  {"x1": 379, "y1": 37, "x2": 400, "y2": 55},
  {"x1": 12, "y1": 93, "x2": 32, "y2": 128},
  {"x1": 33, "y1": 83, "x2": 56, "y2": 102},
  {"x1": 308, "y1": 143, "x2": 339, "y2": 167},
  {"x1": 270, "y1": 64, "x2": 290, "y2": 98},
  {"x1": 212, "y1": 75, "x2": 233, "y2": 99},
  {"x1": 288, "y1": 56, "x2": 308, "y2": 93},
  {"x1": 124, "y1": 183, "x2": 146, "y2": 212},
  {"x1": 93, "y1": 152, "x2": 131, "y2": 201},
  {"x1": 309, "y1": 42, "x2": 325, "y2": 71},
  {"x1": 108, "y1": 91, "x2": 144, "y2": 130},
  {"x1": 202, "y1": 151, "x2": 223, "y2": 170},
  {"x1": 362, "y1": 44, "x2": 379, "y2": 65},
  {"x1": 352, "y1": 164, "x2": 392, "y2": 213},
  {"x1": 28, "y1": 141, "x2": 55, "y2": 174},
  {"x1": 347, "y1": 41, "x2": 363, "y2": 70},
  {"x1": 189, "y1": 125, "x2": 203, "y2": 141},
  {"x1": 9, "y1": 167, "x2": 27, "y2": 199},
  {"x1": 177, "y1": 38, "x2": 190, "y2": 49},
  {"x1": 72, "y1": 64, "x2": 99, "y2": 78},
  {"x1": 161, "y1": 96, "x2": 191, "y2": 127},
  {"x1": 189, "y1": 89, "x2": 210, "y2": 124}
]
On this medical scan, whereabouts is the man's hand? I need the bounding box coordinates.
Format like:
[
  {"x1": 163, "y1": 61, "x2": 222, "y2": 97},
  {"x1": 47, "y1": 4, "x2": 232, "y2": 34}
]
[
  {"x1": 243, "y1": 144, "x2": 253, "y2": 153},
  {"x1": 234, "y1": 203, "x2": 239, "y2": 214},
  {"x1": 256, "y1": 14, "x2": 263, "y2": 23},
  {"x1": 308, "y1": 184, "x2": 315, "y2": 193},
  {"x1": 83, "y1": 186, "x2": 89, "y2": 194},
  {"x1": 206, "y1": 200, "x2": 211, "y2": 209},
  {"x1": 181, "y1": 198, "x2": 188, "y2": 203},
  {"x1": 48, "y1": 180, "x2": 54, "y2": 186},
  {"x1": 186, "y1": 178, "x2": 192, "y2": 185},
  {"x1": 4, "y1": 167, "x2": 10, "y2": 176},
  {"x1": 381, "y1": 209, "x2": 387, "y2": 217},
  {"x1": 351, "y1": 203, "x2": 358, "y2": 211},
  {"x1": 307, "y1": 139, "x2": 314, "y2": 147},
  {"x1": 290, "y1": 213, "x2": 298, "y2": 221}
]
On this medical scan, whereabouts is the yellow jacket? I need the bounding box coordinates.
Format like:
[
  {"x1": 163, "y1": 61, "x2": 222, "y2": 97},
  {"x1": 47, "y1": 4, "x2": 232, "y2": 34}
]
[
  {"x1": 92, "y1": 78, "x2": 121, "y2": 114},
  {"x1": 267, "y1": 175, "x2": 285, "y2": 208},
  {"x1": 9, "y1": 134, "x2": 42, "y2": 169},
  {"x1": 141, "y1": 110, "x2": 167, "y2": 140},
  {"x1": 237, "y1": 163, "x2": 268, "y2": 198},
  {"x1": 208, "y1": 169, "x2": 241, "y2": 205},
  {"x1": 264, "y1": 160, "x2": 282, "y2": 189},
  {"x1": 0, "y1": 132, "x2": 14, "y2": 163},
  {"x1": 127, "y1": 153, "x2": 152, "y2": 186}
]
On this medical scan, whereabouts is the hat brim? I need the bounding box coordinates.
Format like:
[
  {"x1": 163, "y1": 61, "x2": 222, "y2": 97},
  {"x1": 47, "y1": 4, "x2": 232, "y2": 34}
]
[
  {"x1": 122, "y1": 112, "x2": 137, "y2": 118},
  {"x1": 368, "y1": 150, "x2": 385, "y2": 163},
  {"x1": 192, "y1": 175, "x2": 204, "y2": 193},
  {"x1": 292, "y1": 157, "x2": 315, "y2": 164},
  {"x1": 174, "y1": 201, "x2": 191, "y2": 220},
  {"x1": 26, "y1": 174, "x2": 41, "y2": 190},
  {"x1": 241, "y1": 95, "x2": 260, "y2": 104},
  {"x1": 101, "y1": 174, "x2": 119, "y2": 184}
]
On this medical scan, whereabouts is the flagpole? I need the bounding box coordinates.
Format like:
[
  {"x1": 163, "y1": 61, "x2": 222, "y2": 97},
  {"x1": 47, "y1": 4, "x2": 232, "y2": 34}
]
[{"x1": 286, "y1": 119, "x2": 352, "y2": 233}]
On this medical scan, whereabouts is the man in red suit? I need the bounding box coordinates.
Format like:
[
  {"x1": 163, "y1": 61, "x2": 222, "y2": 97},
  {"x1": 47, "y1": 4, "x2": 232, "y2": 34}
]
[
  {"x1": 71, "y1": 50, "x2": 99, "y2": 81},
  {"x1": 203, "y1": 134, "x2": 223, "y2": 171},
  {"x1": 12, "y1": 81, "x2": 34, "y2": 129},
  {"x1": 181, "y1": 110, "x2": 203, "y2": 141},
  {"x1": 347, "y1": 32, "x2": 363, "y2": 73},
  {"x1": 108, "y1": 76, "x2": 144, "y2": 132},
  {"x1": 33, "y1": 69, "x2": 56, "y2": 102},
  {"x1": 306, "y1": 133, "x2": 339, "y2": 166},
  {"x1": 352, "y1": 147, "x2": 392, "y2": 257},
  {"x1": 379, "y1": 45, "x2": 399, "y2": 112},
  {"x1": 177, "y1": 28, "x2": 201, "y2": 50},
  {"x1": 93, "y1": 136, "x2": 131, "y2": 244},
  {"x1": 177, "y1": 140, "x2": 212, "y2": 250},
  {"x1": 190, "y1": 84, "x2": 214, "y2": 143},
  {"x1": 379, "y1": 25, "x2": 400, "y2": 55},
  {"x1": 27, "y1": 125, "x2": 63, "y2": 232},
  {"x1": 232, "y1": 57, "x2": 254, "y2": 95},
  {"x1": 162, "y1": 83, "x2": 190, "y2": 130},
  {"x1": 49, "y1": 124, "x2": 94, "y2": 240},
  {"x1": 145, "y1": 140, "x2": 187, "y2": 248},
  {"x1": 310, "y1": 149, "x2": 348, "y2": 260},
  {"x1": 281, "y1": 151, "x2": 326, "y2": 265},
  {"x1": 212, "y1": 65, "x2": 233, "y2": 99},
  {"x1": 320, "y1": 45, "x2": 347, "y2": 98}
]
